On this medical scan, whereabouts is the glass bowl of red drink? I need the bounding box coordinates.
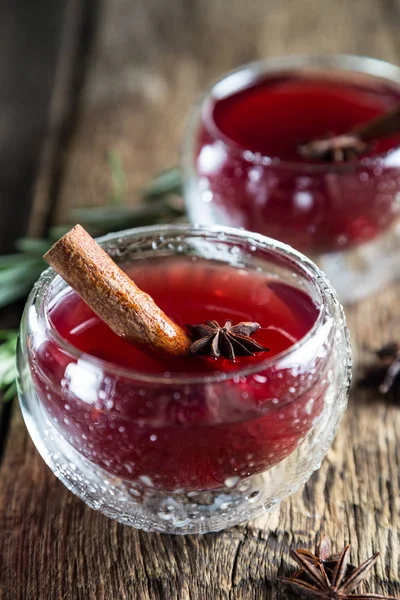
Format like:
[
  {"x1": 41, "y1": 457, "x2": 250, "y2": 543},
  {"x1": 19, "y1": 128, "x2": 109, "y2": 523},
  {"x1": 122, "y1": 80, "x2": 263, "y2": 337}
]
[
  {"x1": 17, "y1": 224, "x2": 351, "y2": 534},
  {"x1": 183, "y1": 55, "x2": 400, "y2": 304}
]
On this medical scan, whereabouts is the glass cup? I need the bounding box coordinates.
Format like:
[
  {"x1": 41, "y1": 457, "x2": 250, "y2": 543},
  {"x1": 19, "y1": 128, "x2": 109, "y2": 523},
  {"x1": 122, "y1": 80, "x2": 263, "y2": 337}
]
[
  {"x1": 17, "y1": 224, "x2": 351, "y2": 534},
  {"x1": 183, "y1": 55, "x2": 400, "y2": 304}
]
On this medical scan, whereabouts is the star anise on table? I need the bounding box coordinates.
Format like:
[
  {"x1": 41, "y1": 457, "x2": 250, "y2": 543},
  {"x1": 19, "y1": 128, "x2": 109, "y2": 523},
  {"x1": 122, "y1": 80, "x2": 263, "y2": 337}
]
[
  {"x1": 186, "y1": 320, "x2": 268, "y2": 361},
  {"x1": 358, "y1": 342, "x2": 400, "y2": 399},
  {"x1": 280, "y1": 535, "x2": 398, "y2": 599},
  {"x1": 297, "y1": 133, "x2": 369, "y2": 163}
]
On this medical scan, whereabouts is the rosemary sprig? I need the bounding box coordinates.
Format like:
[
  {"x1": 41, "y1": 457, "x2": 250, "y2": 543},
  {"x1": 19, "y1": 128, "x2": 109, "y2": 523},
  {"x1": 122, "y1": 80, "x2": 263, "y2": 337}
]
[
  {"x1": 139, "y1": 166, "x2": 182, "y2": 200},
  {"x1": 0, "y1": 163, "x2": 184, "y2": 310},
  {"x1": 0, "y1": 331, "x2": 18, "y2": 402},
  {"x1": 107, "y1": 150, "x2": 127, "y2": 205},
  {"x1": 0, "y1": 159, "x2": 184, "y2": 401}
]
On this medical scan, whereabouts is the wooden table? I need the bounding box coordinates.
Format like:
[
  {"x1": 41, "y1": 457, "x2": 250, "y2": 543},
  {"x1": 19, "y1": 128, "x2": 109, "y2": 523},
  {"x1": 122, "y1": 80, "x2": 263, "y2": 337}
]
[{"x1": 1, "y1": 1, "x2": 400, "y2": 598}]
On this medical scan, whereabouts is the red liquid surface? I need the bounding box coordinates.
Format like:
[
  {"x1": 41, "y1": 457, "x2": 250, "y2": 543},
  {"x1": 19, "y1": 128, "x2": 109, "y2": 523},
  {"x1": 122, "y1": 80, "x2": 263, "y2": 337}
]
[
  {"x1": 196, "y1": 73, "x2": 400, "y2": 252},
  {"x1": 31, "y1": 258, "x2": 324, "y2": 490}
]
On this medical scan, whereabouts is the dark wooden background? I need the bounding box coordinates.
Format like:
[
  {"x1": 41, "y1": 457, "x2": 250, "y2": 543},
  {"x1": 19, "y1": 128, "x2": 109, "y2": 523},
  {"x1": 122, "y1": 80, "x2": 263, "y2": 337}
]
[{"x1": 1, "y1": 0, "x2": 400, "y2": 598}]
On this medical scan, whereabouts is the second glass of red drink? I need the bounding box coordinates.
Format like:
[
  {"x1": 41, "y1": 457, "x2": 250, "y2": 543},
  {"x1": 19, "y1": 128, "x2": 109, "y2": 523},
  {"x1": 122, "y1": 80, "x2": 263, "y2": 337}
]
[{"x1": 184, "y1": 55, "x2": 400, "y2": 303}]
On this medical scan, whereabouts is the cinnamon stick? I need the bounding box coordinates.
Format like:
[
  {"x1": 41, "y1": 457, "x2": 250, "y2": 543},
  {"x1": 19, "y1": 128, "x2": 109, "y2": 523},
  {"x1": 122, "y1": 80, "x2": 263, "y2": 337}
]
[
  {"x1": 351, "y1": 103, "x2": 400, "y2": 142},
  {"x1": 44, "y1": 225, "x2": 192, "y2": 358}
]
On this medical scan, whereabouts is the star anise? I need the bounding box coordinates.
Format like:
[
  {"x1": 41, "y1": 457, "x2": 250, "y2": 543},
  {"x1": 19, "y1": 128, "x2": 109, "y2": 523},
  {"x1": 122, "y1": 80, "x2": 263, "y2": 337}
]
[
  {"x1": 186, "y1": 320, "x2": 268, "y2": 361},
  {"x1": 280, "y1": 535, "x2": 398, "y2": 599},
  {"x1": 358, "y1": 342, "x2": 400, "y2": 399},
  {"x1": 297, "y1": 103, "x2": 400, "y2": 163},
  {"x1": 298, "y1": 133, "x2": 368, "y2": 163}
]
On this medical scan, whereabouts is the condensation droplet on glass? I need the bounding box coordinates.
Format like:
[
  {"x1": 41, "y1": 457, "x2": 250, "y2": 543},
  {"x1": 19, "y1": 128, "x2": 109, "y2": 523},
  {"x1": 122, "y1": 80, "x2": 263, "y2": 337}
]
[
  {"x1": 139, "y1": 475, "x2": 153, "y2": 487},
  {"x1": 305, "y1": 398, "x2": 315, "y2": 415},
  {"x1": 249, "y1": 491, "x2": 260, "y2": 503},
  {"x1": 224, "y1": 476, "x2": 240, "y2": 488},
  {"x1": 202, "y1": 190, "x2": 213, "y2": 203}
]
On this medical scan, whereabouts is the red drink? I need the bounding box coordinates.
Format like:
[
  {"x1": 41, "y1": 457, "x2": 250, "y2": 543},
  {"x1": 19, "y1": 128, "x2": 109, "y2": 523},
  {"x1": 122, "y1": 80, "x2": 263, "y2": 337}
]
[
  {"x1": 30, "y1": 257, "x2": 323, "y2": 491},
  {"x1": 190, "y1": 68, "x2": 400, "y2": 253},
  {"x1": 21, "y1": 225, "x2": 351, "y2": 532}
]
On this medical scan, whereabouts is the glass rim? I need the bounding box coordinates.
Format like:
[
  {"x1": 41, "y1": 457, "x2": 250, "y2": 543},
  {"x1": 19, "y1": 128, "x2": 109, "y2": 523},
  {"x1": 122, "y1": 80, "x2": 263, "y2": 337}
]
[
  {"x1": 28, "y1": 223, "x2": 341, "y2": 385},
  {"x1": 184, "y1": 53, "x2": 400, "y2": 173}
]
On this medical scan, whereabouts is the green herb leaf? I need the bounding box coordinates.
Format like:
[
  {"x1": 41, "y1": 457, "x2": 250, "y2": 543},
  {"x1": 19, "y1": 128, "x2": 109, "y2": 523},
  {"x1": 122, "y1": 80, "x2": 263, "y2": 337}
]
[
  {"x1": 0, "y1": 159, "x2": 184, "y2": 401},
  {"x1": 0, "y1": 330, "x2": 18, "y2": 402},
  {"x1": 107, "y1": 149, "x2": 127, "y2": 205},
  {"x1": 0, "y1": 257, "x2": 45, "y2": 308},
  {"x1": 15, "y1": 238, "x2": 52, "y2": 255},
  {"x1": 139, "y1": 167, "x2": 182, "y2": 200}
]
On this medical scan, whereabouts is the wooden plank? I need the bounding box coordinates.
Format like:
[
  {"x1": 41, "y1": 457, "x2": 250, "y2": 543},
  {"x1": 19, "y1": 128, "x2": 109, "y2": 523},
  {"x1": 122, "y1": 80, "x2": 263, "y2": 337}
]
[
  {"x1": 0, "y1": 0, "x2": 69, "y2": 251},
  {"x1": 0, "y1": 306, "x2": 22, "y2": 465},
  {"x1": 29, "y1": 0, "x2": 101, "y2": 237},
  {"x1": 1, "y1": 287, "x2": 399, "y2": 599},
  {"x1": 1, "y1": 0, "x2": 400, "y2": 598},
  {"x1": 0, "y1": 0, "x2": 100, "y2": 460}
]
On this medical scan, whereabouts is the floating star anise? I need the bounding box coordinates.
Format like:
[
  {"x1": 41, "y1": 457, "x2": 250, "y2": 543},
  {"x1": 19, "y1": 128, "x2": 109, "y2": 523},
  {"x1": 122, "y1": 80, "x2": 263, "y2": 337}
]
[
  {"x1": 298, "y1": 133, "x2": 369, "y2": 163},
  {"x1": 298, "y1": 104, "x2": 400, "y2": 163},
  {"x1": 280, "y1": 535, "x2": 398, "y2": 599},
  {"x1": 359, "y1": 342, "x2": 400, "y2": 400},
  {"x1": 186, "y1": 320, "x2": 268, "y2": 361}
]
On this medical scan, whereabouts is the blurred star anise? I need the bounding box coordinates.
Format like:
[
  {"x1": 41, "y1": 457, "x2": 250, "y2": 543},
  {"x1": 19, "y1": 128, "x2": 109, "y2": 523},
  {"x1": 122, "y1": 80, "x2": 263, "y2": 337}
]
[
  {"x1": 297, "y1": 104, "x2": 400, "y2": 163},
  {"x1": 280, "y1": 535, "x2": 398, "y2": 599},
  {"x1": 359, "y1": 342, "x2": 400, "y2": 399},
  {"x1": 298, "y1": 133, "x2": 369, "y2": 163},
  {"x1": 186, "y1": 320, "x2": 268, "y2": 361}
]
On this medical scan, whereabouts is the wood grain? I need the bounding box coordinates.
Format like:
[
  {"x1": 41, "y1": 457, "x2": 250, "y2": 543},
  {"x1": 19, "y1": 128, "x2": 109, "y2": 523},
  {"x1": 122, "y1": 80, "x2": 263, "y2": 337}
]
[
  {"x1": 1, "y1": 0, "x2": 400, "y2": 598},
  {"x1": 0, "y1": 0, "x2": 69, "y2": 251}
]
